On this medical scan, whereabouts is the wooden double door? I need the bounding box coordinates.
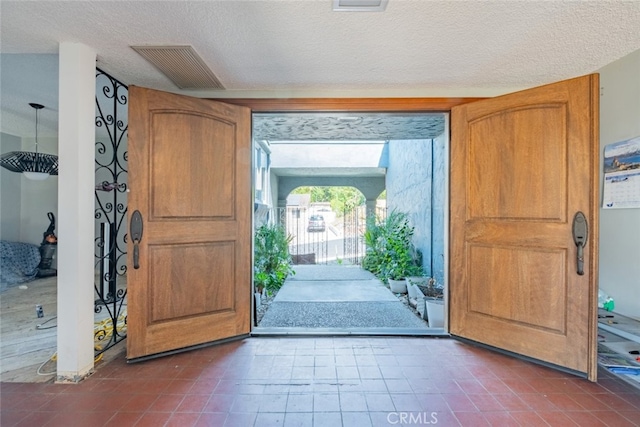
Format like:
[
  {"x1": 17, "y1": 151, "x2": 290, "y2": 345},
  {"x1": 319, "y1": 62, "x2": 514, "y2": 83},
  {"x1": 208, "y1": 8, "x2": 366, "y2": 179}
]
[{"x1": 126, "y1": 75, "x2": 599, "y2": 380}]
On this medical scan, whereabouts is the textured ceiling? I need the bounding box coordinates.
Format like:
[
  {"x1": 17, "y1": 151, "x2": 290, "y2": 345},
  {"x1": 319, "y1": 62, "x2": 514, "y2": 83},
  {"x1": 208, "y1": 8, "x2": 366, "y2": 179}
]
[
  {"x1": 2, "y1": 1, "x2": 640, "y2": 95},
  {"x1": 253, "y1": 113, "x2": 444, "y2": 141},
  {"x1": 1, "y1": 1, "x2": 640, "y2": 138}
]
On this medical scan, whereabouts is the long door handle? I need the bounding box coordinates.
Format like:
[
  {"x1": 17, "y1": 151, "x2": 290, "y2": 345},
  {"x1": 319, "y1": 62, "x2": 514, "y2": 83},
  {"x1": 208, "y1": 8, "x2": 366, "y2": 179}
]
[
  {"x1": 572, "y1": 212, "x2": 588, "y2": 275},
  {"x1": 130, "y1": 210, "x2": 143, "y2": 269}
]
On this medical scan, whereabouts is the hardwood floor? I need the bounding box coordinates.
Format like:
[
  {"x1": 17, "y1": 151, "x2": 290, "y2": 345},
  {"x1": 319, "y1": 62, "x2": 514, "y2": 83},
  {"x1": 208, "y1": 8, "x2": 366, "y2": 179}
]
[
  {"x1": 0, "y1": 276, "x2": 127, "y2": 382},
  {"x1": 1, "y1": 277, "x2": 58, "y2": 382}
]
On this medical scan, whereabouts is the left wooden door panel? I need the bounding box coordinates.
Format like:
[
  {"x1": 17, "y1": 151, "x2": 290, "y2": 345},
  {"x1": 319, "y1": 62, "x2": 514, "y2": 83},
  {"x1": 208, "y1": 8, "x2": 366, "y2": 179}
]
[{"x1": 127, "y1": 86, "x2": 252, "y2": 360}]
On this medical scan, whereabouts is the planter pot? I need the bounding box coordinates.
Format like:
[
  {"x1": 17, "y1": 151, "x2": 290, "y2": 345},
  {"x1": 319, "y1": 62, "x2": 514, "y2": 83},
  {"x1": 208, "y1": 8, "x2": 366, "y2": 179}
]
[
  {"x1": 407, "y1": 283, "x2": 419, "y2": 300},
  {"x1": 406, "y1": 276, "x2": 430, "y2": 287},
  {"x1": 425, "y1": 298, "x2": 445, "y2": 328},
  {"x1": 388, "y1": 278, "x2": 407, "y2": 294},
  {"x1": 406, "y1": 277, "x2": 428, "y2": 302},
  {"x1": 414, "y1": 287, "x2": 427, "y2": 320}
]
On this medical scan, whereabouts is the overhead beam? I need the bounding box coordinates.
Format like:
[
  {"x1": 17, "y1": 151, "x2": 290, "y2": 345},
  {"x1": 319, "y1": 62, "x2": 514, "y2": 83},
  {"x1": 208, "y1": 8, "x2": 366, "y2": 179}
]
[
  {"x1": 212, "y1": 98, "x2": 483, "y2": 112},
  {"x1": 278, "y1": 176, "x2": 385, "y2": 201}
]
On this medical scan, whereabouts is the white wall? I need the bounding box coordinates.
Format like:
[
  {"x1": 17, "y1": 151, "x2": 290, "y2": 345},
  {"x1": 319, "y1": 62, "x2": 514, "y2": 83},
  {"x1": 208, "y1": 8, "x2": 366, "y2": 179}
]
[
  {"x1": 0, "y1": 133, "x2": 58, "y2": 246},
  {"x1": 270, "y1": 141, "x2": 386, "y2": 169},
  {"x1": 0, "y1": 132, "x2": 22, "y2": 241},
  {"x1": 270, "y1": 169, "x2": 279, "y2": 208},
  {"x1": 19, "y1": 136, "x2": 58, "y2": 245},
  {"x1": 0, "y1": 54, "x2": 59, "y2": 247},
  {"x1": 598, "y1": 48, "x2": 640, "y2": 319}
]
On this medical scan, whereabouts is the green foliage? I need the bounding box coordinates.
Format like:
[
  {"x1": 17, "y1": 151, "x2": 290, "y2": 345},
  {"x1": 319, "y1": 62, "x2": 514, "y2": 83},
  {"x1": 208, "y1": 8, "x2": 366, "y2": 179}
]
[
  {"x1": 291, "y1": 186, "x2": 333, "y2": 203},
  {"x1": 290, "y1": 186, "x2": 365, "y2": 216},
  {"x1": 254, "y1": 224, "x2": 295, "y2": 294},
  {"x1": 329, "y1": 187, "x2": 365, "y2": 214},
  {"x1": 362, "y1": 214, "x2": 385, "y2": 273},
  {"x1": 362, "y1": 210, "x2": 422, "y2": 281}
]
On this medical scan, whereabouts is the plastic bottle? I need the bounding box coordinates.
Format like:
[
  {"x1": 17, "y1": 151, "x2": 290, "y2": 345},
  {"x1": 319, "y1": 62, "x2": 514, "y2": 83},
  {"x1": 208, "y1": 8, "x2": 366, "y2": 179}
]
[{"x1": 603, "y1": 297, "x2": 615, "y2": 312}]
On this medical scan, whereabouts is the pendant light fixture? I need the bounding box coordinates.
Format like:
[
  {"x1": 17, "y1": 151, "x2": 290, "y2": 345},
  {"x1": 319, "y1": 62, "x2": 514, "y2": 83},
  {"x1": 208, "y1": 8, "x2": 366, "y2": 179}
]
[{"x1": 0, "y1": 103, "x2": 59, "y2": 180}]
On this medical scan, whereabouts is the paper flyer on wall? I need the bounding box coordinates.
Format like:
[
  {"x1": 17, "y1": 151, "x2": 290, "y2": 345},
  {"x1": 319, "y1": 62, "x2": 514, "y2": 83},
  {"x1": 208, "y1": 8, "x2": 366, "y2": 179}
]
[{"x1": 602, "y1": 136, "x2": 640, "y2": 209}]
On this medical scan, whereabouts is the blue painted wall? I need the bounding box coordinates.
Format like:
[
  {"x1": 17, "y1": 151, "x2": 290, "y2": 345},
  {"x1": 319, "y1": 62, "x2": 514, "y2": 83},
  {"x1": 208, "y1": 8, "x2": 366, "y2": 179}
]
[{"x1": 386, "y1": 136, "x2": 446, "y2": 285}]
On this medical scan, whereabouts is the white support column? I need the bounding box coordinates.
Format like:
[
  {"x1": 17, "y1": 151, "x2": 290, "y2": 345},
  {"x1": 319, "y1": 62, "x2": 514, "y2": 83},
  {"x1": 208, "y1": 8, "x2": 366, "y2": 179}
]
[
  {"x1": 365, "y1": 199, "x2": 377, "y2": 219},
  {"x1": 56, "y1": 43, "x2": 96, "y2": 383}
]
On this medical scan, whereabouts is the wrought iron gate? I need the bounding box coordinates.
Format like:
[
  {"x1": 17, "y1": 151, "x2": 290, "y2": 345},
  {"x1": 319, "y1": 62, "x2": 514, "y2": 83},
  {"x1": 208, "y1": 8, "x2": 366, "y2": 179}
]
[
  {"x1": 275, "y1": 206, "x2": 367, "y2": 265},
  {"x1": 342, "y1": 205, "x2": 366, "y2": 265},
  {"x1": 278, "y1": 207, "x2": 328, "y2": 265},
  {"x1": 94, "y1": 68, "x2": 128, "y2": 355}
]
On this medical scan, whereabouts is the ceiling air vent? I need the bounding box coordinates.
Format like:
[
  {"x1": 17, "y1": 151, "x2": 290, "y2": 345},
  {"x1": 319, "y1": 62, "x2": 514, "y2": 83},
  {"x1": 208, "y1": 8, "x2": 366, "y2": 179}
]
[
  {"x1": 333, "y1": 0, "x2": 388, "y2": 12},
  {"x1": 130, "y1": 45, "x2": 224, "y2": 90}
]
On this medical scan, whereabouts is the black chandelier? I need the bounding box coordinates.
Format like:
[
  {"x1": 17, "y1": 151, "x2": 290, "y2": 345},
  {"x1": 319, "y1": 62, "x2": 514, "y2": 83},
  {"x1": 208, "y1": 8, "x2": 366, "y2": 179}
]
[{"x1": 0, "y1": 103, "x2": 59, "y2": 180}]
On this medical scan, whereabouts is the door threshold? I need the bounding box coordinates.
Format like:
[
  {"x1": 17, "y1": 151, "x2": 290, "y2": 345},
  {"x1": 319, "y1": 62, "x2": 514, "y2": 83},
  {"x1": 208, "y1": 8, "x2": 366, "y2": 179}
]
[{"x1": 251, "y1": 327, "x2": 449, "y2": 337}]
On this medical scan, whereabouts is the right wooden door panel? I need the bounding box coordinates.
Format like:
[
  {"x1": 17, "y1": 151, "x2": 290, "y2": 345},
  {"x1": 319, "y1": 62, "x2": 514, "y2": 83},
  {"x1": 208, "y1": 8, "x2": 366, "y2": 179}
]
[{"x1": 450, "y1": 74, "x2": 599, "y2": 380}]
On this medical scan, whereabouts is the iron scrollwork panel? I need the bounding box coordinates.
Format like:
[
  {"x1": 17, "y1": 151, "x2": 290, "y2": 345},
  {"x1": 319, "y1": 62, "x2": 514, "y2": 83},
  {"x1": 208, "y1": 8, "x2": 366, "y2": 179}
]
[{"x1": 94, "y1": 68, "x2": 128, "y2": 355}]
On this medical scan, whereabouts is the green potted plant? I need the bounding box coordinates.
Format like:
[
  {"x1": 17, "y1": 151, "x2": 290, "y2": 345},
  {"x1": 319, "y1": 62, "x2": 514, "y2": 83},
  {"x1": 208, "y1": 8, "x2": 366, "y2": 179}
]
[
  {"x1": 363, "y1": 210, "x2": 421, "y2": 294},
  {"x1": 386, "y1": 251, "x2": 419, "y2": 294},
  {"x1": 412, "y1": 277, "x2": 445, "y2": 327},
  {"x1": 254, "y1": 223, "x2": 295, "y2": 297}
]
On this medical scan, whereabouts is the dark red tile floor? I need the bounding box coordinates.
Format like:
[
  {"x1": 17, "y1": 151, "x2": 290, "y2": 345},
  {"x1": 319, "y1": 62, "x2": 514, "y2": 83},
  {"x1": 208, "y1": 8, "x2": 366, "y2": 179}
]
[{"x1": 1, "y1": 337, "x2": 639, "y2": 426}]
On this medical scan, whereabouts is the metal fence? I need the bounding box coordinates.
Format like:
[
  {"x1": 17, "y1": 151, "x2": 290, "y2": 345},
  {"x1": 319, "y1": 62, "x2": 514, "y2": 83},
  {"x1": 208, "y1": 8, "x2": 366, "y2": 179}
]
[{"x1": 275, "y1": 206, "x2": 368, "y2": 265}]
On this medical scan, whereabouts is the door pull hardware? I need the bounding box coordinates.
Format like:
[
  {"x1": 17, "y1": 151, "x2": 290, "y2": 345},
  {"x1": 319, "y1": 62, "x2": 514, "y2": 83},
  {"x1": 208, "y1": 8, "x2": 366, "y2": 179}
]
[
  {"x1": 130, "y1": 210, "x2": 143, "y2": 269},
  {"x1": 572, "y1": 212, "x2": 588, "y2": 275}
]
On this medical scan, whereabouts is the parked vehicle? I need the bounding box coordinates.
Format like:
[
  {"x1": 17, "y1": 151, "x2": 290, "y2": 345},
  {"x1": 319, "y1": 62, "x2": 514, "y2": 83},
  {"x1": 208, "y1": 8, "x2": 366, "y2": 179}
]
[{"x1": 307, "y1": 214, "x2": 326, "y2": 232}]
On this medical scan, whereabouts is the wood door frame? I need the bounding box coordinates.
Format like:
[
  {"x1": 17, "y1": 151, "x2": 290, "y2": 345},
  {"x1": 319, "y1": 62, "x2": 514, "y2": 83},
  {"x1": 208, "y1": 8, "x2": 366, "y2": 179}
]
[
  {"x1": 212, "y1": 97, "x2": 482, "y2": 112},
  {"x1": 215, "y1": 97, "x2": 482, "y2": 330}
]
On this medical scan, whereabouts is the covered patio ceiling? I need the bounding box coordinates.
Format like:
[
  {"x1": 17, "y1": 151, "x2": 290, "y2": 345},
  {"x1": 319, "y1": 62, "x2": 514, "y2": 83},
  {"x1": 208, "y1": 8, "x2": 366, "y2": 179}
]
[{"x1": 253, "y1": 112, "x2": 445, "y2": 142}]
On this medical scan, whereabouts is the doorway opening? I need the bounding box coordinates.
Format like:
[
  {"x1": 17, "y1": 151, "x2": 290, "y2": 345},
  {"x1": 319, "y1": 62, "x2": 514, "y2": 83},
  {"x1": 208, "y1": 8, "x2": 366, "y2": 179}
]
[
  {"x1": 251, "y1": 112, "x2": 449, "y2": 334},
  {"x1": 282, "y1": 186, "x2": 373, "y2": 266}
]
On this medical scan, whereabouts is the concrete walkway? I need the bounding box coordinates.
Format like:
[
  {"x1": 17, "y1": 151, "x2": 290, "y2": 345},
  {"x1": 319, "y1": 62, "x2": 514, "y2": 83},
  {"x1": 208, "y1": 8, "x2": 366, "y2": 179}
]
[{"x1": 256, "y1": 265, "x2": 435, "y2": 334}]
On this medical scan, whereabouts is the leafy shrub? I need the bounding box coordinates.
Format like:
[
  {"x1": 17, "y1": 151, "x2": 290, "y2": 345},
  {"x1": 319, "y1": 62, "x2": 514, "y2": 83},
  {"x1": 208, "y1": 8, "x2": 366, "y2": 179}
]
[
  {"x1": 254, "y1": 224, "x2": 295, "y2": 294},
  {"x1": 362, "y1": 210, "x2": 422, "y2": 281}
]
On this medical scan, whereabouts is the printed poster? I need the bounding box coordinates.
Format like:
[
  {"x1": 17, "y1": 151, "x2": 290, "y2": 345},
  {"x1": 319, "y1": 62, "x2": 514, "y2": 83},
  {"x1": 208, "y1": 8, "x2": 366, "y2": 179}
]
[{"x1": 602, "y1": 136, "x2": 640, "y2": 209}]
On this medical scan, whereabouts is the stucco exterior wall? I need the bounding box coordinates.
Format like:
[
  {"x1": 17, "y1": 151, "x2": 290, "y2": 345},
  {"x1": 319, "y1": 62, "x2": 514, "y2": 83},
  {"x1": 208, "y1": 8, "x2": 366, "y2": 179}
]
[
  {"x1": 386, "y1": 137, "x2": 445, "y2": 284},
  {"x1": 431, "y1": 133, "x2": 447, "y2": 285}
]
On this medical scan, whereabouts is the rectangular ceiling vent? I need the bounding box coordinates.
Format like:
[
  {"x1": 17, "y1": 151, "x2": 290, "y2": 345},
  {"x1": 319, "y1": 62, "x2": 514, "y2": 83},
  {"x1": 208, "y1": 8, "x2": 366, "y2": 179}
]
[
  {"x1": 130, "y1": 45, "x2": 224, "y2": 90},
  {"x1": 333, "y1": 0, "x2": 388, "y2": 12}
]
